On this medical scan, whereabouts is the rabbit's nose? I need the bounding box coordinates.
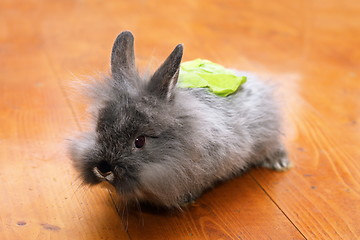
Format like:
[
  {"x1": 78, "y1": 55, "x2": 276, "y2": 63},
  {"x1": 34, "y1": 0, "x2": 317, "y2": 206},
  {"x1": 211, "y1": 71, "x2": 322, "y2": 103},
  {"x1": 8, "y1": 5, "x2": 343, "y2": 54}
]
[{"x1": 93, "y1": 161, "x2": 114, "y2": 181}]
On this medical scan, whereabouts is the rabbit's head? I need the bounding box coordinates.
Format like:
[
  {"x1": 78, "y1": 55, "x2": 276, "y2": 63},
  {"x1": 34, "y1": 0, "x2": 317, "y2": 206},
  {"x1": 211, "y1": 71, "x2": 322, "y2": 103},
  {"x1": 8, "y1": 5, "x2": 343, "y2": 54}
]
[{"x1": 69, "y1": 32, "x2": 199, "y2": 207}]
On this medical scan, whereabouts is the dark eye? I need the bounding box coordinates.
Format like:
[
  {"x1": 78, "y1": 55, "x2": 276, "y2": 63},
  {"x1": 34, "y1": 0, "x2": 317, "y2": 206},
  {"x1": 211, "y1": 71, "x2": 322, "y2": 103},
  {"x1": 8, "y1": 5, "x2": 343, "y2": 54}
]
[{"x1": 134, "y1": 135, "x2": 146, "y2": 148}]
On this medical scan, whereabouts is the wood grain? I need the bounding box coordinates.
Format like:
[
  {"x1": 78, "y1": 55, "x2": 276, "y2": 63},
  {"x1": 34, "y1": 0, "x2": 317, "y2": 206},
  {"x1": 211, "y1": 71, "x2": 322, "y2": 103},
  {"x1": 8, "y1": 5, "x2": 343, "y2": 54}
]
[{"x1": 1, "y1": 0, "x2": 359, "y2": 239}]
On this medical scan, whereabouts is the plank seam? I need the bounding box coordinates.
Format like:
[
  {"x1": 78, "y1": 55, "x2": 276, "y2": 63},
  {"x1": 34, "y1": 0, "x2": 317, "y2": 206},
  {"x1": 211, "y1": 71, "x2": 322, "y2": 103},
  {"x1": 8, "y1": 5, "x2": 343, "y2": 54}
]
[
  {"x1": 250, "y1": 174, "x2": 308, "y2": 240},
  {"x1": 109, "y1": 190, "x2": 133, "y2": 240}
]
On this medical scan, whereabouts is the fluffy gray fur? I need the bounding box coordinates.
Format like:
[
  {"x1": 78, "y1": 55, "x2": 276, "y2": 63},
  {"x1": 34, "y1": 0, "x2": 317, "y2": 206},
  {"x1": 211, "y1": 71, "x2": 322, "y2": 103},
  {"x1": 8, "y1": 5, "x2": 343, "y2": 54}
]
[{"x1": 69, "y1": 31, "x2": 291, "y2": 209}]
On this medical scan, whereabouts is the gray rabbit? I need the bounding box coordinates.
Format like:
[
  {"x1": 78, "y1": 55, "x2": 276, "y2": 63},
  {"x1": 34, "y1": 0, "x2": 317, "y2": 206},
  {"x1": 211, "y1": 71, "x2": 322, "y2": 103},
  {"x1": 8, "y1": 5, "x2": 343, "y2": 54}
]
[{"x1": 69, "y1": 31, "x2": 291, "y2": 209}]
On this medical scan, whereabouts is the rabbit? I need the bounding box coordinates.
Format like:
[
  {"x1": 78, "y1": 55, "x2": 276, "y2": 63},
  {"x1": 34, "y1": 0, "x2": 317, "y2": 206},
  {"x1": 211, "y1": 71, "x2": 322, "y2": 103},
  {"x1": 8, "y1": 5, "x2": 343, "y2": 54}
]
[{"x1": 68, "y1": 31, "x2": 291, "y2": 209}]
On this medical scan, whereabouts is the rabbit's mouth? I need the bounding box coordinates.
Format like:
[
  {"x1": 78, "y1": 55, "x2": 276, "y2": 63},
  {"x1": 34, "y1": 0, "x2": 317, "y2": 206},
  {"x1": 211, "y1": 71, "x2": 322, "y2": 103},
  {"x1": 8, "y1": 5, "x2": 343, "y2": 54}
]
[
  {"x1": 91, "y1": 160, "x2": 129, "y2": 184},
  {"x1": 92, "y1": 166, "x2": 115, "y2": 182}
]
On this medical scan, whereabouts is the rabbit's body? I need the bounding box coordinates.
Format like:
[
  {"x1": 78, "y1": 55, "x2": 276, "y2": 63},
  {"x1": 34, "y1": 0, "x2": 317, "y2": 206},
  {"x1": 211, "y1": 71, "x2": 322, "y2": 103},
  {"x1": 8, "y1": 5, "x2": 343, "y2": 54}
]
[{"x1": 69, "y1": 31, "x2": 290, "y2": 209}]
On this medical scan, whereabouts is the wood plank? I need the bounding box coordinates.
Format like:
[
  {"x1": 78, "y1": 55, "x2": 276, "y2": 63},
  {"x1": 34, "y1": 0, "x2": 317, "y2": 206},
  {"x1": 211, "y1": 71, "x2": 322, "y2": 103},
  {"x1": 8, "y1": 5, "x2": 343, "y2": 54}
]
[
  {"x1": 251, "y1": 69, "x2": 360, "y2": 239},
  {"x1": 248, "y1": 1, "x2": 360, "y2": 238},
  {"x1": 125, "y1": 174, "x2": 304, "y2": 240},
  {"x1": 0, "y1": 5, "x2": 130, "y2": 239}
]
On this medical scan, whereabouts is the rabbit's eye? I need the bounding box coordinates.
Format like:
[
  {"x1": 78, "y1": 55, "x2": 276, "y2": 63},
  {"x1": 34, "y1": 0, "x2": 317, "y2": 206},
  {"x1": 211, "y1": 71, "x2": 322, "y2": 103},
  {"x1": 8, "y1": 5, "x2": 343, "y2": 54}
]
[{"x1": 135, "y1": 136, "x2": 146, "y2": 148}]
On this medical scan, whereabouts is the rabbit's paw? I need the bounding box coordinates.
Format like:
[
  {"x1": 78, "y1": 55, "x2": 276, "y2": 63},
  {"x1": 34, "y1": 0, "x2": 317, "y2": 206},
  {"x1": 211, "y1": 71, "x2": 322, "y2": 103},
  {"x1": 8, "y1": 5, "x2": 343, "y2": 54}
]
[{"x1": 261, "y1": 148, "x2": 292, "y2": 171}]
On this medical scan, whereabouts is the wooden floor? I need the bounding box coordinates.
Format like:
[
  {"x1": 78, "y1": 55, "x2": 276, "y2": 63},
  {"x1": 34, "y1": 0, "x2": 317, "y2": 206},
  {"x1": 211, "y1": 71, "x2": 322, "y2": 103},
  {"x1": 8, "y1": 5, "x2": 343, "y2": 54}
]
[{"x1": 1, "y1": 0, "x2": 359, "y2": 239}]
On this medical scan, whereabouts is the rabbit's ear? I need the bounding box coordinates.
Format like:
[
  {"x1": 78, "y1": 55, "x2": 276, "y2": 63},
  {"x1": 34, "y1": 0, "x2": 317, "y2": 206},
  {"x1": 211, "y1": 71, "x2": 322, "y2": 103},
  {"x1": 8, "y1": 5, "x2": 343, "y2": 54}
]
[
  {"x1": 148, "y1": 44, "x2": 183, "y2": 100},
  {"x1": 111, "y1": 31, "x2": 136, "y2": 80}
]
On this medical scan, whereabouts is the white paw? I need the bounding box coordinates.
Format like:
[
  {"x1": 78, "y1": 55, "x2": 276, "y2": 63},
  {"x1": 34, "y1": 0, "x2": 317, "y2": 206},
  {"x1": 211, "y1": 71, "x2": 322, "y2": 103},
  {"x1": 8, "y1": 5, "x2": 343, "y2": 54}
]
[{"x1": 262, "y1": 157, "x2": 292, "y2": 171}]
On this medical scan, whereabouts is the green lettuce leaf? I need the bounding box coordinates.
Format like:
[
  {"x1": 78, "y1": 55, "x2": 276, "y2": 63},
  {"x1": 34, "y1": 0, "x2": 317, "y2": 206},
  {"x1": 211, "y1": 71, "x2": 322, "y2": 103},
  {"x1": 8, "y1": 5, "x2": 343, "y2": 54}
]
[{"x1": 178, "y1": 59, "x2": 247, "y2": 97}]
